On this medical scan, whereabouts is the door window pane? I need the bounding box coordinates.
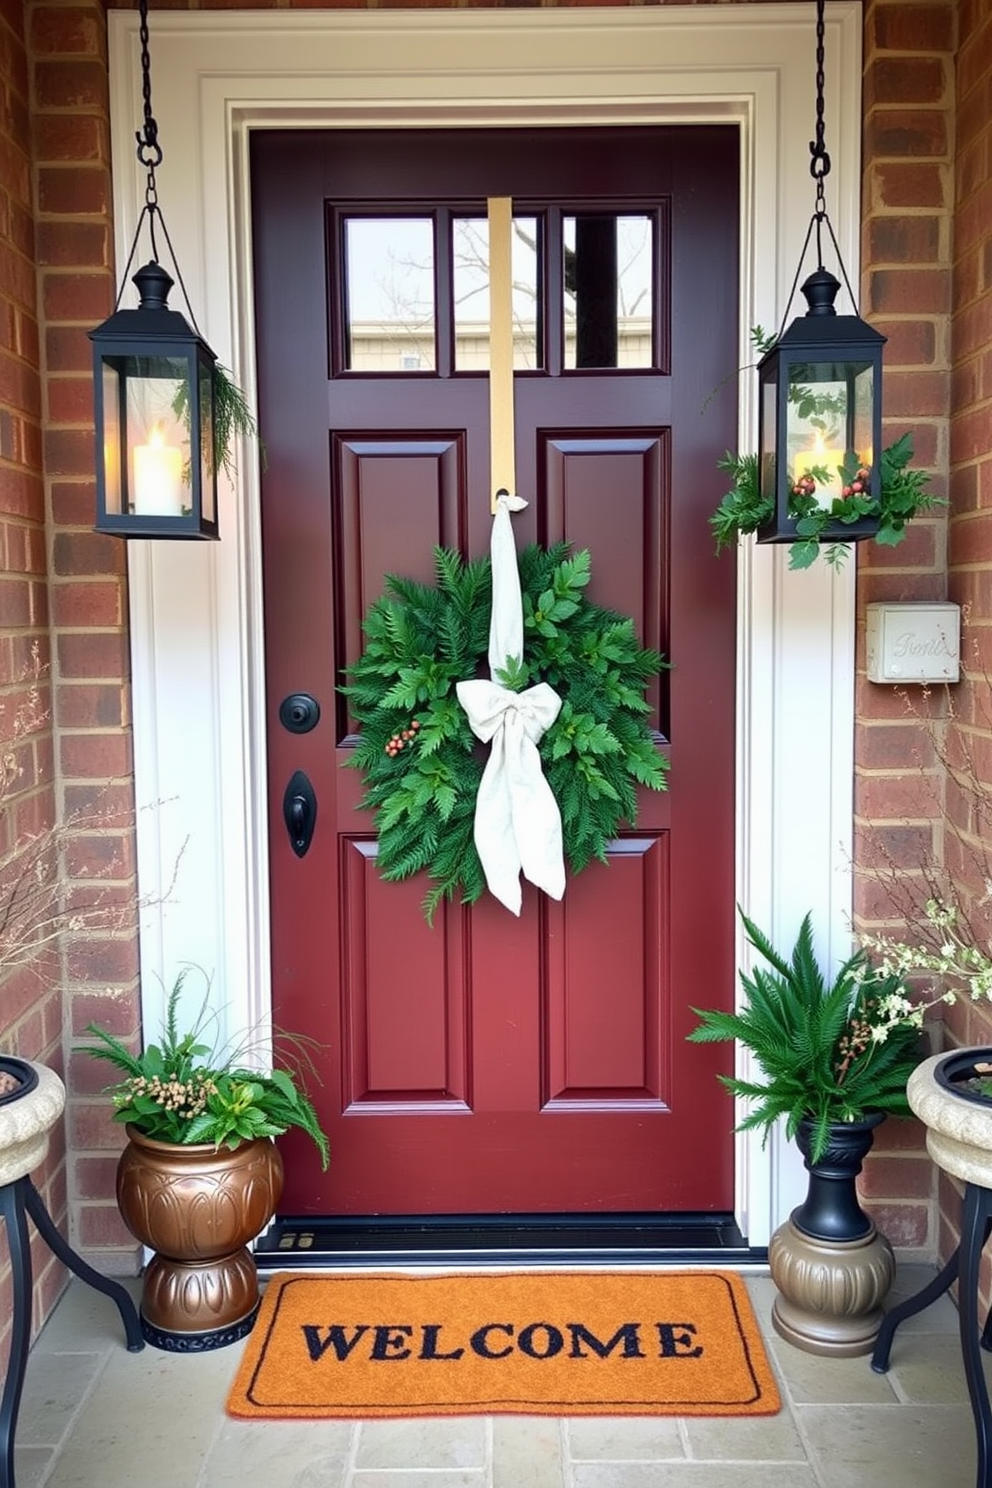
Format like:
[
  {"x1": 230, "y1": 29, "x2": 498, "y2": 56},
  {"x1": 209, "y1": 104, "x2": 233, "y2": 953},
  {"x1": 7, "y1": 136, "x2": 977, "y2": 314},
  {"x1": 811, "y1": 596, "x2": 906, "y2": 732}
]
[
  {"x1": 563, "y1": 213, "x2": 654, "y2": 369},
  {"x1": 343, "y1": 217, "x2": 436, "y2": 371},
  {"x1": 453, "y1": 215, "x2": 542, "y2": 371}
]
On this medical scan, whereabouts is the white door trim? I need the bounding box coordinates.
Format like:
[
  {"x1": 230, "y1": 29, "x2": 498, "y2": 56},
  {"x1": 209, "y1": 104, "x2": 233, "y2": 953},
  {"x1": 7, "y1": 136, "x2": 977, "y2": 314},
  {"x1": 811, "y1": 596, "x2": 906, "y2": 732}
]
[{"x1": 109, "y1": 3, "x2": 864, "y2": 1246}]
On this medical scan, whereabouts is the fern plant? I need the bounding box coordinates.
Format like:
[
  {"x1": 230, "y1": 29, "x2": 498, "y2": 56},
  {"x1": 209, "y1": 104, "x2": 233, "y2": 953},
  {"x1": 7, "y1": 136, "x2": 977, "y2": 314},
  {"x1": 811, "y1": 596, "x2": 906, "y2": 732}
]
[
  {"x1": 687, "y1": 910, "x2": 925, "y2": 1163},
  {"x1": 77, "y1": 969, "x2": 329, "y2": 1167}
]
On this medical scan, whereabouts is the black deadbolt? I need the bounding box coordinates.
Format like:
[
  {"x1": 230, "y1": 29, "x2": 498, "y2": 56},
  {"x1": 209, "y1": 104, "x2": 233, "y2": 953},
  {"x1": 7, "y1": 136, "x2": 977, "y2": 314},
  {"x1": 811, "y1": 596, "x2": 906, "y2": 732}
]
[{"x1": 279, "y1": 692, "x2": 320, "y2": 734}]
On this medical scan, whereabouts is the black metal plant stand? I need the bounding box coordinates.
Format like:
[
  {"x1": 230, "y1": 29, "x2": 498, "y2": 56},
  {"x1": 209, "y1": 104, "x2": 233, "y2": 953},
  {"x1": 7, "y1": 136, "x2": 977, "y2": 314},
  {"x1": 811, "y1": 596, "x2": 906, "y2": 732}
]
[
  {"x1": 0, "y1": 1174, "x2": 145, "y2": 1488},
  {"x1": 871, "y1": 1181, "x2": 992, "y2": 1488},
  {"x1": 0, "y1": 1060, "x2": 144, "y2": 1488}
]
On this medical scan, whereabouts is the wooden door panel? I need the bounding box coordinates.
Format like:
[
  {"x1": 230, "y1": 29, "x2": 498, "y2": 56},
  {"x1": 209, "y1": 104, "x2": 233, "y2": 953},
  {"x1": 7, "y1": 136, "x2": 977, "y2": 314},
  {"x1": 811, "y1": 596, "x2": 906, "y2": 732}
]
[
  {"x1": 545, "y1": 835, "x2": 667, "y2": 1104},
  {"x1": 335, "y1": 433, "x2": 466, "y2": 717},
  {"x1": 252, "y1": 125, "x2": 739, "y2": 1219},
  {"x1": 340, "y1": 841, "x2": 469, "y2": 1109}
]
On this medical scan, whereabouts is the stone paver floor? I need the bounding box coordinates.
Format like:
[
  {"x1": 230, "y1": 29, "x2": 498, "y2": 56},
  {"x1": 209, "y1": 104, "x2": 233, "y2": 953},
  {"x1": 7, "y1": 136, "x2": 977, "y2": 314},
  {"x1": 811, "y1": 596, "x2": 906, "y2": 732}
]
[{"x1": 11, "y1": 1265, "x2": 984, "y2": 1488}]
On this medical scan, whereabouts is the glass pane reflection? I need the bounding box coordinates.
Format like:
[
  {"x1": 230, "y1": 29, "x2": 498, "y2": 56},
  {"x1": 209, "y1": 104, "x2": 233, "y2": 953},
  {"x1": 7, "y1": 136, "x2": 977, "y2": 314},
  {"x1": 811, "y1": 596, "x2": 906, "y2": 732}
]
[
  {"x1": 344, "y1": 217, "x2": 436, "y2": 371},
  {"x1": 563, "y1": 213, "x2": 654, "y2": 369},
  {"x1": 453, "y1": 216, "x2": 542, "y2": 370}
]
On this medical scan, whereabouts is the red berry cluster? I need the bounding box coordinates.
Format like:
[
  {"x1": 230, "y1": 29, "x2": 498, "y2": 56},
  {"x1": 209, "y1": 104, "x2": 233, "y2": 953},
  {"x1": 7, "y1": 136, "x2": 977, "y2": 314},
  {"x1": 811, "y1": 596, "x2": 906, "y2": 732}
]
[
  {"x1": 792, "y1": 473, "x2": 818, "y2": 498},
  {"x1": 384, "y1": 718, "x2": 420, "y2": 757},
  {"x1": 841, "y1": 466, "x2": 871, "y2": 499}
]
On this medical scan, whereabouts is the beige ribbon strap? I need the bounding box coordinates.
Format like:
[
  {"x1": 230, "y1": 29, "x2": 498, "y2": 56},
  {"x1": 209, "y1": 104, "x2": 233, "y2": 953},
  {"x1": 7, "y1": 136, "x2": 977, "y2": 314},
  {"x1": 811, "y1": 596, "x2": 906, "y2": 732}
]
[{"x1": 488, "y1": 196, "x2": 515, "y2": 512}]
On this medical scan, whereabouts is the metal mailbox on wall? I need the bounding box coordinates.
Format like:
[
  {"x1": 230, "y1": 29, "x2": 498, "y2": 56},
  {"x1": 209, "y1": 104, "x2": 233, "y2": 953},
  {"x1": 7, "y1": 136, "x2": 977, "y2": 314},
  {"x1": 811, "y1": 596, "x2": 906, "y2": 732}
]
[{"x1": 865, "y1": 602, "x2": 961, "y2": 684}]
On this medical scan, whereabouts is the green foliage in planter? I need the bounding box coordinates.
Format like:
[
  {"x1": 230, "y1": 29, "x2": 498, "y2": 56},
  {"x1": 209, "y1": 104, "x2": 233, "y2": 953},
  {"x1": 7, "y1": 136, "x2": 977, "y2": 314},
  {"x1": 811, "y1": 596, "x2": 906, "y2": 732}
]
[
  {"x1": 77, "y1": 971, "x2": 329, "y2": 1167},
  {"x1": 688, "y1": 910, "x2": 925, "y2": 1163}
]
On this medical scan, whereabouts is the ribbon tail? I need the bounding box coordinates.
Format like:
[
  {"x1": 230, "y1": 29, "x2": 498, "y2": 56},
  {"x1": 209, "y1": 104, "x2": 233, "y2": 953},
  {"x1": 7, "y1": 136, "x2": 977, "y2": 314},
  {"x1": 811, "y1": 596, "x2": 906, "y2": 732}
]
[
  {"x1": 472, "y1": 732, "x2": 524, "y2": 916},
  {"x1": 510, "y1": 736, "x2": 565, "y2": 901}
]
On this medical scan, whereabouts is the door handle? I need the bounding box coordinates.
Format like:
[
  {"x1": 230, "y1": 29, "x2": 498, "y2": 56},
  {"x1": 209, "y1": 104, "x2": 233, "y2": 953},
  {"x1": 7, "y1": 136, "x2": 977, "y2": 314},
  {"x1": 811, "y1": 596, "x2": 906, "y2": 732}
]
[{"x1": 283, "y1": 770, "x2": 317, "y2": 858}]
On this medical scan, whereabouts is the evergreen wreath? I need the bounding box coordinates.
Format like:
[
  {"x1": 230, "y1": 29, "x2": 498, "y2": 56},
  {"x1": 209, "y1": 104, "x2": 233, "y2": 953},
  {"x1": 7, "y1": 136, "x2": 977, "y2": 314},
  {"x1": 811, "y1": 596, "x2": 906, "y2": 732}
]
[{"x1": 342, "y1": 543, "x2": 669, "y2": 921}]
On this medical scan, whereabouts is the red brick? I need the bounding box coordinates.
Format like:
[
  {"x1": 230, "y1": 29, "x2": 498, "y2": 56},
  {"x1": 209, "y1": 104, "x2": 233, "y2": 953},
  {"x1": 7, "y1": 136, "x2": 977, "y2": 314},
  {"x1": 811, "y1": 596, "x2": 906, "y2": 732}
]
[
  {"x1": 952, "y1": 408, "x2": 992, "y2": 466},
  {"x1": 859, "y1": 1199, "x2": 930, "y2": 1249},
  {"x1": 856, "y1": 721, "x2": 937, "y2": 770},
  {"x1": 868, "y1": 214, "x2": 941, "y2": 265},
  {"x1": 50, "y1": 479, "x2": 98, "y2": 526},
  {"x1": 32, "y1": 115, "x2": 108, "y2": 165},
  {"x1": 882, "y1": 370, "x2": 949, "y2": 419},
  {"x1": 855, "y1": 772, "x2": 943, "y2": 819},
  {"x1": 37, "y1": 166, "x2": 111, "y2": 217},
  {"x1": 41, "y1": 271, "x2": 112, "y2": 323},
  {"x1": 46, "y1": 376, "x2": 96, "y2": 424},
  {"x1": 43, "y1": 425, "x2": 97, "y2": 476},
  {"x1": 33, "y1": 59, "x2": 110, "y2": 112},
  {"x1": 872, "y1": 3, "x2": 954, "y2": 53},
  {"x1": 51, "y1": 531, "x2": 125, "y2": 578},
  {"x1": 56, "y1": 631, "x2": 128, "y2": 679},
  {"x1": 46, "y1": 325, "x2": 94, "y2": 374},
  {"x1": 52, "y1": 583, "x2": 123, "y2": 628},
  {"x1": 873, "y1": 319, "x2": 937, "y2": 366},
  {"x1": 859, "y1": 1154, "x2": 935, "y2": 1199},
  {"x1": 60, "y1": 731, "x2": 133, "y2": 780},
  {"x1": 866, "y1": 110, "x2": 948, "y2": 160},
  {"x1": 870, "y1": 268, "x2": 950, "y2": 315},
  {"x1": 70, "y1": 987, "x2": 140, "y2": 1039},
  {"x1": 30, "y1": 7, "x2": 106, "y2": 58},
  {"x1": 35, "y1": 221, "x2": 110, "y2": 271},
  {"x1": 77, "y1": 1203, "x2": 134, "y2": 1249},
  {"x1": 67, "y1": 938, "x2": 140, "y2": 986},
  {"x1": 72, "y1": 1154, "x2": 121, "y2": 1201},
  {"x1": 866, "y1": 56, "x2": 947, "y2": 107}
]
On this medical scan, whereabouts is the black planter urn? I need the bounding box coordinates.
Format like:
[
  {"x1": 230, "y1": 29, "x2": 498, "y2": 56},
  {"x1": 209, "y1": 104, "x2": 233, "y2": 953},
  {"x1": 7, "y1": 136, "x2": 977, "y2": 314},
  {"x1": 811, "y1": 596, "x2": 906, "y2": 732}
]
[{"x1": 768, "y1": 1113, "x2": 895, "y2": 1357}]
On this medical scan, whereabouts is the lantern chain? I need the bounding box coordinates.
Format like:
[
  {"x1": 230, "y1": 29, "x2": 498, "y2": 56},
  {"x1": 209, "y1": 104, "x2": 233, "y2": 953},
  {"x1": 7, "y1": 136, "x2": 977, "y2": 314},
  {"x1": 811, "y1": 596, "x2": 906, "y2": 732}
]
[
  {"x1": 135, "y1": 0, "x2": 162, "y2": 259},
  {"x1": 809, "y1": 0, "x2": 830, "y2": 267}
]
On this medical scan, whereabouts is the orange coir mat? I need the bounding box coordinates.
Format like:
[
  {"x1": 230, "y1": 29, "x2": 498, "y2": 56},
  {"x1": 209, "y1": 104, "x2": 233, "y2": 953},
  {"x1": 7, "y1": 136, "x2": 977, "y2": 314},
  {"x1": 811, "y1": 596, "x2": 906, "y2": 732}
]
[{"x1": 225, "y1": 1270, "x2": 780, "y2": 1420}]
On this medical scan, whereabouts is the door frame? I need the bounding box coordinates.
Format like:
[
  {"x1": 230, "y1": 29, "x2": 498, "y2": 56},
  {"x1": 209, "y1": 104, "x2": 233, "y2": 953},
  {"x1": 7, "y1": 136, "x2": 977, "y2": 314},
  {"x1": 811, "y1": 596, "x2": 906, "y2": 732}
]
[{"x1": 109, "y1": 3, "x2": 864, "y2": 1247}]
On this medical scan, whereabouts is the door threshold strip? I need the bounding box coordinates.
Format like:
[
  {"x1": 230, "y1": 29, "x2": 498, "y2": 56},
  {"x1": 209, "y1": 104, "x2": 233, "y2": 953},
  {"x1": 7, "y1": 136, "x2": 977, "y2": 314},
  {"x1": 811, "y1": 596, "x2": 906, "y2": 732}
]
[{"x1": 255, "y1": 1213, "x2": 767, "y2": 1270}]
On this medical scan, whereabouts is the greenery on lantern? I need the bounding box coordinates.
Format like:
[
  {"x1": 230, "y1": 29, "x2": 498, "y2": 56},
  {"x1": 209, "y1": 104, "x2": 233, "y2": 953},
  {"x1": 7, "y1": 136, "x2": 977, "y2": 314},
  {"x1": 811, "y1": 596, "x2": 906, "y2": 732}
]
[
  {"x1": 342, "y1": 543, "x2": 668, "y2": 922},
  {"x1": 710, "y1": 433, "x2": 943, "y2": 571},
  {"x1": 172, "y1": 363, "x2": 263, "y2": 480},
  {"x1": 708, "y1": 327, "x2": 944, "y2": 569},
  {"x1": 688, "y1": 911, "x2": 925, "y2": 1164}
]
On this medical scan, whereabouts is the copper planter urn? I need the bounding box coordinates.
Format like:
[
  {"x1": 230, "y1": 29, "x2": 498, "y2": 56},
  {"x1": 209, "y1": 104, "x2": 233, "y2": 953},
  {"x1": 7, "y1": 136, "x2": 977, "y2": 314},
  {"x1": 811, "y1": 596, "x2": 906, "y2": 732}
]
[{"x1": 117, "y1": 1127, "x2": 284, "y2": 1351}]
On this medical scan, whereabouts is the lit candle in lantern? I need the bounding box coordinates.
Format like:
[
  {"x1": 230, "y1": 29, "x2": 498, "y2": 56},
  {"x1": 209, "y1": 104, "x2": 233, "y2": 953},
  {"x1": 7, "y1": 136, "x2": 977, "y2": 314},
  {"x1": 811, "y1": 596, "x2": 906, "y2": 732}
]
[
  {"x1": 133, "y1": 426, "x2": 184, "y2": 516},
  {"x1": 793, "y1": 429, "x2": 846, "y2": 497}
]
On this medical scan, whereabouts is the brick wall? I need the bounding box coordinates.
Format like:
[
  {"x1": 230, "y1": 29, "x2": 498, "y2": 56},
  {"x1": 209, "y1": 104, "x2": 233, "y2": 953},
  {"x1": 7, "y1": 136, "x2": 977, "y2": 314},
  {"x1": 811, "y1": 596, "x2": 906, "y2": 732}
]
[
  {"x1": 940, "y1": 0, "x2": 992, "y2": 1297},
  {"x1": 0, "y1": 0, "x2": 63, "y2": 1388},
  {"x1": 27, "y1": 0, "x2": 141, "y2": 1274},
  {"x1": 853, "y1": 0, "x2": 956, "y2": 1258}
]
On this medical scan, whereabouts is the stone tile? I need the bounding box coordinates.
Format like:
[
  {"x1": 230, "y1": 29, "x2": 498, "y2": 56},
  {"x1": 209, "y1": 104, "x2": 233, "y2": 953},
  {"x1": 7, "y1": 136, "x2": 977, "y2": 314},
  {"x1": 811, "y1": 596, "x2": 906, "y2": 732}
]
[
  {"x1": 797, "y1": 1402, "x2": 976, "y2": 1488},
  {"x1": 572, "y1": 1464, "x2": 819, "y2": 1487},
  {"x1": 879, "y1": 1264, "x2": 959, "y2": 1335},
  {"x1": 566, "y1": 1416, "x2": 684, "y2": 1461},
  {"x1": 355, "y1": 1416, "x2": 488, "y2": 1470},
  {"x1": 41, "y1": 1340, "x2": 241, "y2": 1488},
  {"x1": 767, "y1": 1338, "x2": 899, "y2": 1405},
  {"x1": 682, "y1": 1406, "x2": 806, "y2": 1461},
  {"x1": 493, "y1": 1415, "x2": 563, "y2": 1488},
  {"x1": 16, "y1": 1349, "x2": 106, "y2": 1445},
  {"x1": 884, "y1": 1331, "x2": 988, "y2": 1406},
  {"x1": 32, "y1": 1277, "x2": 142, "y2": 1353},
  {"x1": 741, "y1": 1275, "x2": 778, "y2": 1338},
  {"x1": 11, "y1": 1446, "x2": 56, "y2": 1488},
  {"x1": 201, "y1": 1418, "x2": 355, "y2": 1487},
  {"x1": 352, "y1": 1476, "x2": 486, "y2": 1488}
]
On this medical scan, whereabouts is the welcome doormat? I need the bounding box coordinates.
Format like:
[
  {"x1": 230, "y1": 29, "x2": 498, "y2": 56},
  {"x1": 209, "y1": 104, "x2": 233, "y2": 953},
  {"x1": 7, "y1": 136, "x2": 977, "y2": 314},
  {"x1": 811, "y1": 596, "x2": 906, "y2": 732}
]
[{"x1": 225, "y1": 1270, "x2": 780, "y2": 1419}]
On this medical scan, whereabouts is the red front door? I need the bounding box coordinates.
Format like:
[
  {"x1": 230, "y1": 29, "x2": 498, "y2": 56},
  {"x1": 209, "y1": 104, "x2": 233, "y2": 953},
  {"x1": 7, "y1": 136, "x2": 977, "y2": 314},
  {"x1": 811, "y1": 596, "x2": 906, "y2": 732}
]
[{"x1": 251, "y1": 126, "x2": 738, "y2": 1217}]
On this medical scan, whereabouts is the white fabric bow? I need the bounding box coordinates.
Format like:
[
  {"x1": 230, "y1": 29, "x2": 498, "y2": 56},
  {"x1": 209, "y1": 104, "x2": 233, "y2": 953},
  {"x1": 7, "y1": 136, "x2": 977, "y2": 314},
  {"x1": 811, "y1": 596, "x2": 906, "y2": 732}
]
[{"x1": 456, "y1": 493, "x2": 566, "y2": 915}]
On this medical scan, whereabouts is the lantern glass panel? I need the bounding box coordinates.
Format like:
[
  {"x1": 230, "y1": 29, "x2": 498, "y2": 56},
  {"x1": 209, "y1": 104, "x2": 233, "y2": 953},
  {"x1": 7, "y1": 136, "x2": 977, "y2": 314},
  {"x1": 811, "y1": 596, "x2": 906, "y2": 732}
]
[
  {"x1": 787, "y1": 358, "x2": 873, "y2": 503},
  {"x1": 760, "y1": 373, "x2": 777, "y2": 504},
  {"x1": 198, "y1": 362, "x2": 215, "y2": 522},
  {"x1": 101, "y1": 362, "x2": 124, "y2": 516},
  {"x1": 124, "y1": 355, "x2": 192, "y2": 518}
]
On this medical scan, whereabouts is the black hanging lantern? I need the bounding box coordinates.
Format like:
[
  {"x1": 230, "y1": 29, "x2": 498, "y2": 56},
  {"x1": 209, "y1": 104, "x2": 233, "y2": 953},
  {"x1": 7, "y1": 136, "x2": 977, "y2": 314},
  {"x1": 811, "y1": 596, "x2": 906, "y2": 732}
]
[
  {"x1": 757, "y1": 0, "x2": 886, "y2": 548},
  {"x1": 89, "y1": 0, "x2": 220, "y2": 539}
]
